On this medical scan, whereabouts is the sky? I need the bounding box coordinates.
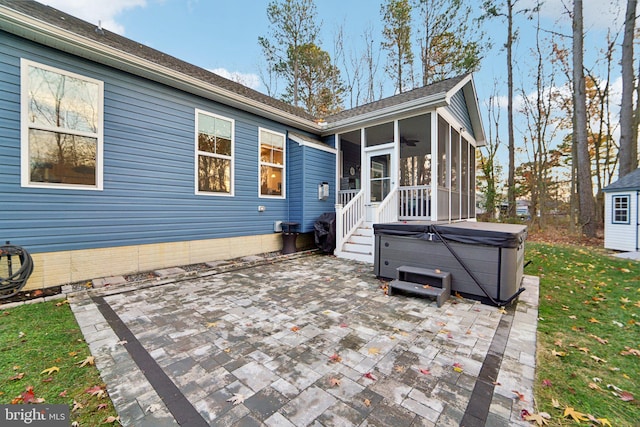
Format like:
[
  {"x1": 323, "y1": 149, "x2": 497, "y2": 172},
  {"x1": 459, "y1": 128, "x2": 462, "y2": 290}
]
[{"x1": 40, "y1": 0, "x2": 627, "y2": 178}]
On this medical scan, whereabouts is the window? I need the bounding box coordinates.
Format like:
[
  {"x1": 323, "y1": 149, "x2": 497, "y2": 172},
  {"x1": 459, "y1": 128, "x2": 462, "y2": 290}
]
[
  {"x1": 259, "y1": 129, "x2": 285, "y2": 197},
  {"x1": 196, "y1": 110, "x2": 233, "y2": 195},
  {"x1": 21, "y1": 59, "x2": 103, "y2": 189},
  {"x1": 612, "y1": 195, "x2": 630, "y2": 224}
]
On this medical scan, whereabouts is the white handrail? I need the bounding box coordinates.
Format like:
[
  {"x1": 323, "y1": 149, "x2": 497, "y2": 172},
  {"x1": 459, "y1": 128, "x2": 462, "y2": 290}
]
[
  {"x1": 335, "y1": 189, "x2": 365, "y2": 253},
  {"x1": 374, "y1": 186, "x2": 399, "y2": 224}
]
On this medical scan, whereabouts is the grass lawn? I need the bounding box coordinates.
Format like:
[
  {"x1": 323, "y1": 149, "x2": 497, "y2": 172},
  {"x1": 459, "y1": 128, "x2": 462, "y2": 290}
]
[
  {"x1": 0, "y1": 300, "x2": 119, "y2": 425},
  {"x1": 528, "y1": 242, "x2": 640, "y2": 426}
]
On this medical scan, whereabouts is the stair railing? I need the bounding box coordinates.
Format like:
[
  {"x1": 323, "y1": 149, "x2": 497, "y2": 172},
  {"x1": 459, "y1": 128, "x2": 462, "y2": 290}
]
[
  {"x1": 374, "y1": 186, "x2": 399, "y2": 224},
  {"x1": 335, "y1": 189, "x2": 365, "y2": 255}
]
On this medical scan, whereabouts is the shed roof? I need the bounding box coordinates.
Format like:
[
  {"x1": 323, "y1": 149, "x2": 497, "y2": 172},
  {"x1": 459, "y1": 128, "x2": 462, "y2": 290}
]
[{"x1": 603, "y1": 168, "x2": 640, "y2": 192}]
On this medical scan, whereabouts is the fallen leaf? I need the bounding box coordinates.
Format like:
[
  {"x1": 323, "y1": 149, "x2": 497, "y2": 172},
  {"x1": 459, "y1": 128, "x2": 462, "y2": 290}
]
[
  {"x1": 588, "y1": 317, "x2": 601, "y2": 324},
  {"x1": 498, "y1": 307, "x2": 507, "y2": 314},
  {"x1": 205, "y1": 322, "x2": 217, "y2": 328},
  {"x1": 116, "y1": 340, "x2": 128, "y2": 346},
  {"x1": 363, "y1": 372, "x2": 377, "y2": 381},
  {"x1": 55, "y1": 300, "x2": 69, "y2": 306},
  {"x1": 419, "y1": 368, "x2": 431, "y2": 375},
  {"x1": 329, "y1": 353, "x2": 342, "y2": 363},
  {"x1": 563, "y1": 407, "x2": 588, "y2": 422},
  {"x1": 512, "y1": 390, "x2": 525, "y2": 401},
  {"x1": 329, "y1": 377, "x2": 341, "y2": 387},
  {"x1": 551, "y1": 349, "x2": 566, "y2": 357},
  {"x1": 227, "y1": 393, "x2": 245, "y2": 405},
  {"x1": 588, "y1": 382, "x2": 601, "y2": 390},
  {"x1": 78, "y1": 356, "x2": 95, "y2": 367},
  {"x1": 290, "y1": 326, "x2": 300, "y2": 332},
  {"x1": 612, "y1": 320, "x2": 624, "y2": 327},
  {"x1": 41, "y1": 366, "x2": 60, "y2": 375},
  {"x1": 9, "y1": 372, "x2": 25, "y2": 381},
  {"x1": 42, "y1": 377, "x2": 53, "y2": 383},
  {"x1": 85, "y1": 385, "x2": 106, "y2": 398},
  {"x1": 588, "y1": 334, "x2": 608, "y2": 345},
  {"x1": 363, "y1": 398, "x2": 371, "y2": 407},
  {"x1": 368, "y1": 347, "x2": 380, "y2": 355},
  {"x1": 619, "y1": 391, "x2": 634, "y2": 402},
  {"x1": 97, "y1": 403, "x2": 108, "y2": 410},
  {"x1": 103, "y1": 415, "x2": 120, "y2": 424},
  {"x1": 72, "y1": 400, "x2": 84, "y2": 412},
  {"x1": 525, "y1": 412, "x2": 550, "y2": 426},
  {"x1": 59, "y1": 390, "x2": 67, "y2": 397},
  {"x1": 422, "y1": 284, "x2": 432, "y2": 289},
  {"x1": 541, "y1": 379, "x2": 552, "y2": 387},
  {"x1": 590, "y1": 355, "x2": 607, "y2": 363},
  {"x1": 620, "y1": 297, "x2": 631, "y2": 303},
  {"x1": 339, "y1": 323, "x2": 348, "y2": 328},
  {"x1": 146, "y1": 404, "x2": 161, "y2": 413},
  {"x1": 551, "y1": 398, "x2": 560, "y2": 408},
  {"x1": 394, "y1": 366, "x2": 405, "y2": 373},
  {"x1": 620, "y1": 346, "x2": 640, "y2": 356},
  {"x1": 578, "y1": 347, "x2": 590, "y2": 354}
]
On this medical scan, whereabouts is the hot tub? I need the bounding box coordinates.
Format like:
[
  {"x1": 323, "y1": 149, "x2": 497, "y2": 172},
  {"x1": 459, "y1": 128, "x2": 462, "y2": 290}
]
[{"x1": 374, "y1": 221, "x2": 527, "y2": 305}]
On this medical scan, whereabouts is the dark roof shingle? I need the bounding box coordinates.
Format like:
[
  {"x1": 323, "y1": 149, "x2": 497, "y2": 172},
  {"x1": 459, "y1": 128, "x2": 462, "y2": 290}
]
[{"x1": 603, "y1": 168, "x2": 640, "y2": 191}]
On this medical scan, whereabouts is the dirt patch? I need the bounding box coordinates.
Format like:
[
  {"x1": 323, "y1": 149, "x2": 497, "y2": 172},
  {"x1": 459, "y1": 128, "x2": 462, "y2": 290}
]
[{"x1": 0, "y1": 286, "x2": 62, "y2": 305}]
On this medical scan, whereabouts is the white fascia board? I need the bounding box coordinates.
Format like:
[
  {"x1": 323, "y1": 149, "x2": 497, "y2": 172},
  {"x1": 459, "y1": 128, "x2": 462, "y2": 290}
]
[
  {"x1": 288, "y1": 133, "x2": 337, "y2": 154},
  {"x1": 0, "y1": 7, "x2": 320, "y2": 133},
  {"x1": 321, "y1": 94, "x2": 448, "y2": 136}
]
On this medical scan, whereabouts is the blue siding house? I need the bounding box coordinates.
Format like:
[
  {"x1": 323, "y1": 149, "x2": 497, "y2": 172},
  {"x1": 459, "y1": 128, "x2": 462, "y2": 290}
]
[{"x1": 0, "y1": 0, "x2": 486, "y2": 290}]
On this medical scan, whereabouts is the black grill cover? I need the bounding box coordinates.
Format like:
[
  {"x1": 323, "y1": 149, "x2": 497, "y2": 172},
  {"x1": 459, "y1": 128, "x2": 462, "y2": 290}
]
[{"x1": 314, "y1": 212, "x2": 336, "y2": 253}]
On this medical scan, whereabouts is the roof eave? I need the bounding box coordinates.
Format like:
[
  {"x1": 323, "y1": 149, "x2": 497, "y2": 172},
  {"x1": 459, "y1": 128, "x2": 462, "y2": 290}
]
[
  {"x1": 321, "y1": 94, "x2": 448, "y2": 136},
  {"x1": 0, "y1": 6, "x2": 321, "y2": 133}
]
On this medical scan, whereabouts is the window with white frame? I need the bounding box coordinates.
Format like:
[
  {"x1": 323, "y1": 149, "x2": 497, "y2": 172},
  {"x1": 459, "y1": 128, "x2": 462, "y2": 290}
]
[
  {"x1": 196, "y1": 110, "x2": 234, "y2": 195},
  {"x1": 612, "y1": 195, "x2": 630, "y2": 224},
  {"x1": 259, "y1": 129, "x2": 285, "y2": 197},
  {"x1": 21, "y1": 59, "x2": 103, "y2": 189}
]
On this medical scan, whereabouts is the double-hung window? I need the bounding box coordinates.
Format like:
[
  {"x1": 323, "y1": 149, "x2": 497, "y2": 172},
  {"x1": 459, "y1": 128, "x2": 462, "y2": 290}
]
[
  {"x1": 21, "y1": 59, "x2": 103, "y2": 189},
  {"x1": 259, "y1": 128, "x2": 285, "y2": 197},
  {"x1": 612, "y1": 195, "x2": 630, "y2": 224},
  {"x1": 196, "y1": 110, "x2": 234, "y2": 195}
]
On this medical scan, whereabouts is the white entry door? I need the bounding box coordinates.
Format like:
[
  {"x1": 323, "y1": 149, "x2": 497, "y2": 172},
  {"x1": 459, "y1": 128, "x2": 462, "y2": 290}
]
[{"x1": 365, "y1": 147, "x2": 394, "y2": 221}]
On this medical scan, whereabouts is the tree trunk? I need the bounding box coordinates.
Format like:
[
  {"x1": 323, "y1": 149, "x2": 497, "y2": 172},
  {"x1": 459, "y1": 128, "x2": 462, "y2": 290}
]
[
  {"x1": 573, "y1": 0, "x2": 596, "y2": 237},
  {"x1": 619, "y1": 0, "x2": 638, "y2": 177},
  {"x1": 506, "y1": 0, "x2": 516, "y2": 219}
]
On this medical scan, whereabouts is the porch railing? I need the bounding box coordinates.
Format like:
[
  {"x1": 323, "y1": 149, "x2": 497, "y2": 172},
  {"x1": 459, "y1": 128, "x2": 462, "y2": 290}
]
[
  {"x1": 398, "y1": 185, "x2": 431, "y2": 220},
  {"x1": 335, "y1": 189, "x2": 365, "y2": 254},
  {"x1": 338, "y1": 189, "x2": 360, "y2": 205}
]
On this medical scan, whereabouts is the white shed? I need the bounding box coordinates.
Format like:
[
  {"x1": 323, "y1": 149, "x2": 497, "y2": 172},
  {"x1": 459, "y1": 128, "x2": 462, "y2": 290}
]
[{"x1": 603, "y1": 168, "x2": 640, "y2": 252}]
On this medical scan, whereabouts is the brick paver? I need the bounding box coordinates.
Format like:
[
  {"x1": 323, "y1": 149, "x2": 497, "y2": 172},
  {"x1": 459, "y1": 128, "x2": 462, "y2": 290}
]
[{"x1": 69, "y1": 253, "x2": 538, "y2": 426}]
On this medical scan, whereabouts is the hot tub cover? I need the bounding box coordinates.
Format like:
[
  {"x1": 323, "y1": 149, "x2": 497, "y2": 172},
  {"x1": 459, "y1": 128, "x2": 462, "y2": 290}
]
[{"x1": 373, "y1": 221, "x2": 527, "y2": 249}]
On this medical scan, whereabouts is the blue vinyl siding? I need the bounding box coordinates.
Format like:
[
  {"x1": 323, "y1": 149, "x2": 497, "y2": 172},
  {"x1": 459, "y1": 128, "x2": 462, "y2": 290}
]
[
  {"x1": 447, "y1": 90, "x2": 474, "y2": 139},
  {"x1": 286, "y1": 137, "x2": 336, "y2": 233},
  {"x1": 0, "y1": 31, "x2": 326, "y2": 254}
]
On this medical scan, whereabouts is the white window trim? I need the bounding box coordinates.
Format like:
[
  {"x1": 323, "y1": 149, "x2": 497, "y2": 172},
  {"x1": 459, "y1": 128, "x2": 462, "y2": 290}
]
[
  {"x1": 20, "y1": 59, "x2": 104, "y2": 190},
  {"x1": 612, "y1": 194, "x2": 630, "y2": 224},
  {"x1": 258, "y1": 127, "x2": 286, "y2": 199},
  {"x1": 194, "y1": 109, "x2": 235, "y2": 197}
]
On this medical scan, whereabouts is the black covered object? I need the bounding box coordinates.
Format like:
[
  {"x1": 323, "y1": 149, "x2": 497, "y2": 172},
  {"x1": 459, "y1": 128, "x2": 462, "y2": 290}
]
[
  {"x1": 373, "y1": 221, "x2": 527, "y2": 248},
  {"x1": 374, "y1": 221, "x2": 528, "y2": 305},
  {"x1": 314, "y1": 212, "x2": 336, "y2": 253}
]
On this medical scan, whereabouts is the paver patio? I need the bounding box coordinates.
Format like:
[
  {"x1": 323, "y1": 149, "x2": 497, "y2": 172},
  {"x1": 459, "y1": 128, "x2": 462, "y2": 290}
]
[{"x1": 68, "y1": 253, "x2": 539, "y2": 426}]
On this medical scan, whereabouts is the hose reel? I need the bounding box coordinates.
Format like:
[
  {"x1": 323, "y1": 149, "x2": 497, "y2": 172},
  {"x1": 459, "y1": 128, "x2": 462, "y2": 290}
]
[{"x1": 0, "y1": 241, "x2": 34, "y2": 299}]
